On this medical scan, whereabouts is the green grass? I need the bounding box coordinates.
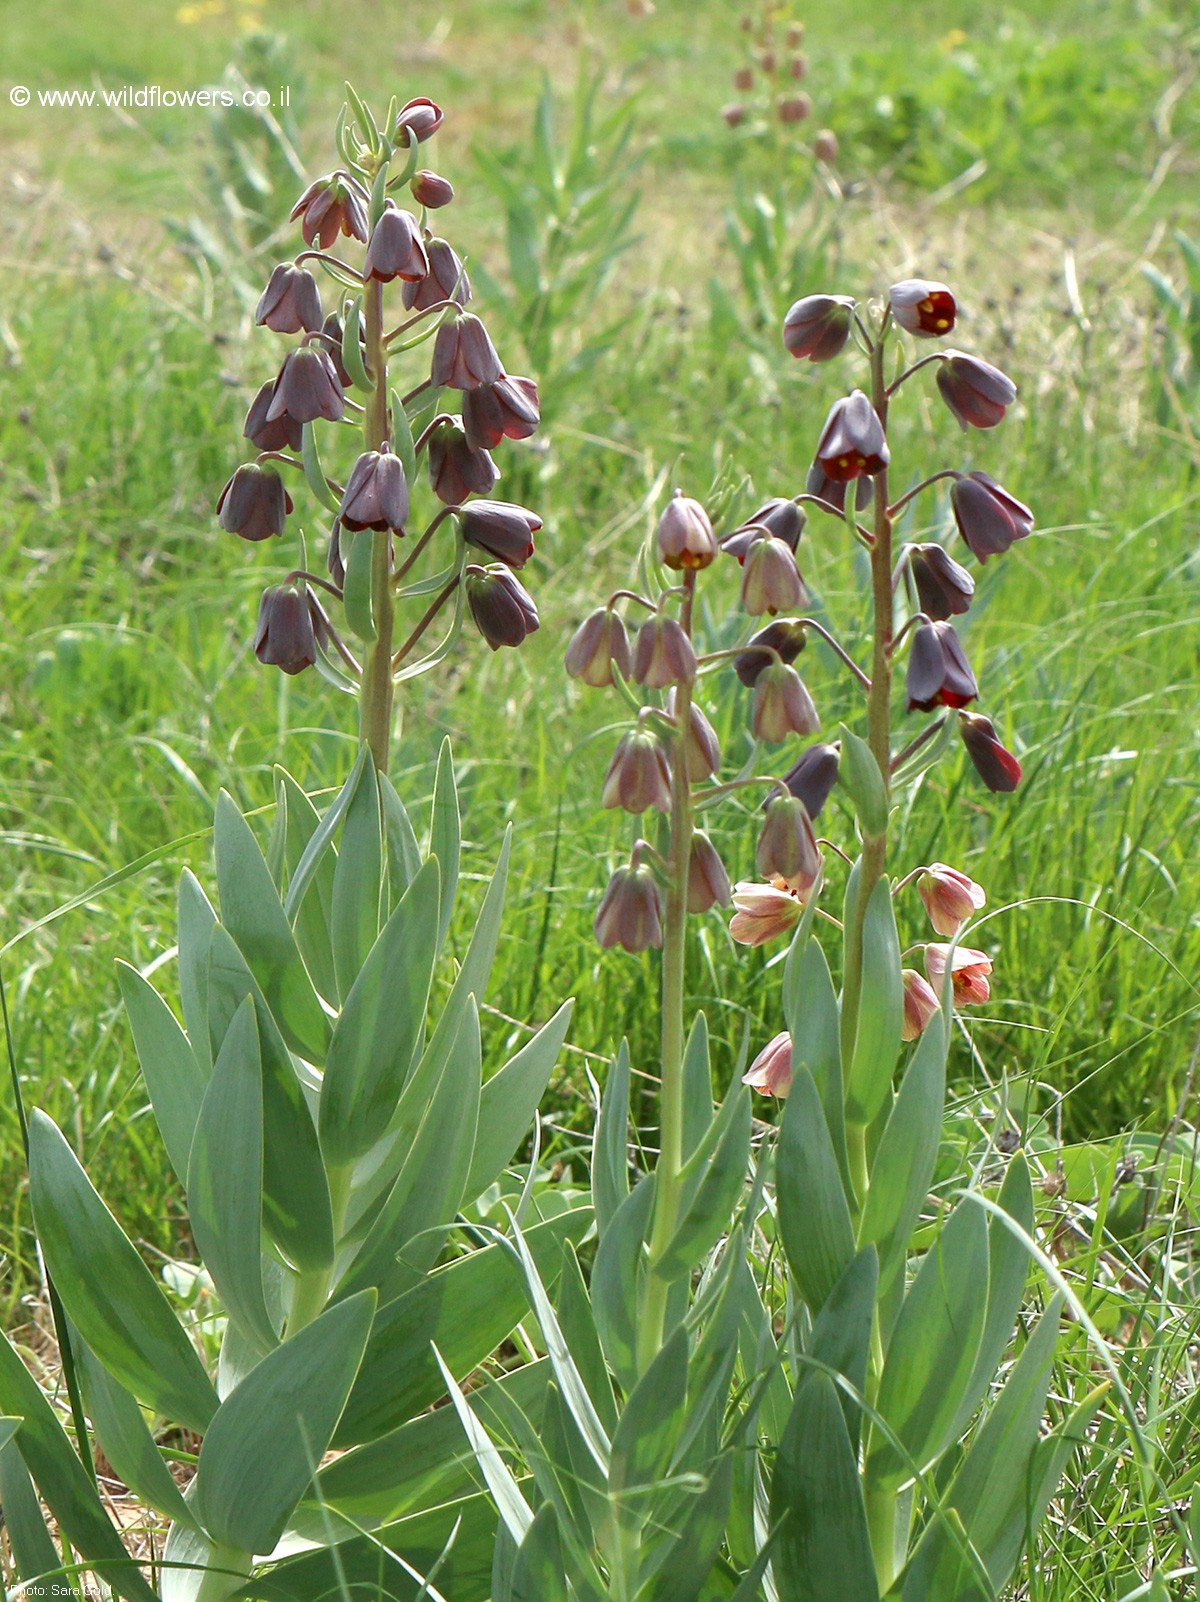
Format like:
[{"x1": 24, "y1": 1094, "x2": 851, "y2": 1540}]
[{"x1": 2, "y1": 0, "x2": 1200, "y2": 1590}]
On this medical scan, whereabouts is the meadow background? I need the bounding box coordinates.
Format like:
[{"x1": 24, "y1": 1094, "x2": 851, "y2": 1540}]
[{"x1": 0, "y1": 0, "x2": 1198, "y2": 1475}]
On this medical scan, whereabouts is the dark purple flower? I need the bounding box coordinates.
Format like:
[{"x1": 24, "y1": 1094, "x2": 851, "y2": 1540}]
[
  {"x1": 363, "y1": 202, "x2": 429, "y2": 284},
  {"x1": 317, "y1": 309, "x2": 367, "y2": 389},
  {"x1": 566, "y1": 609, "x2": 632, "y2": 688},
  {"x1": 734, "y1": 618, "x2": 808, "y2": 687},
  {"x1": 907, "y1": 621, "x2": 978, "y2": 712},
  {"x1": 595, "y1": 864, "x2": 663, "y2": 952},
  {"x1": 888, "y1": 279, "x2": 956, "y2": 338},
  {"x1": 395, "y1": 97, "x2": 443, "y2": 145},
  {"x1": 687, "y1": 833, "x2": 732, "y2": 913},
  {"x1": 909, "y1": 544, "x2": 975, "y2": 619},
  {"x1": 722, "y1": 498, "x2": 806, "y2": 562},
  {"x1": 779, "y1": 743, "x2": 840, "y2": 818},
  {"x1": 217, "y1": 464, "x2": 292, "y2": 541},
  {"x1": 431, "y1": 313, "x2": 503, "y2": 390},
  {"x1": 244, "y1": 380, "x2": 302, "y2": 452},
  {"x1": 466, "y1": 565, "x2": 540, "y2": 650},
  {"x1": 266, "y1": 348, "x2": 345, "y2": 425},
  {"x1": 402, "y1": 238, "x2": 471, "y2": 311},
  {"x1": 950, "y1": 472, "x2": 1034, "y2": 562},
  {"x1": 782, "y1": 294, "x2": 854, "y2": 362},
  {"x1": 657, "y1": 492, "x2": 717, "y2": 571},
  {"x1": 805, "y1": 461, "x2": 874, "y2": 515},
  {"x1": 427, "y1": 421, "x2": 500, "y2": 505},
  {"x1": 337, "y1": 449, "x2": 409, "y2": 533},
  {"x1": 255, "y1": 263, "x2": 323, "y2": 334},
  {"x1": 960, "y1": 712, "x2": 1022, "y2": 793},
  {"x1": 253, "y1": 586, "x2": 318, "y2": 675},
  {"x1": 459, "y1": 499, "x2": 540, "y2": 568},
  {"x1": 815, "y1": 389, "x2": 889, "y2": 481},
  {"x1": 410, "y1": 170, "x2": 454, "y2": 209},
  {"x1": 936, "y1": 351, "x2": 1016, "y2": 430},
  {"x1": 462, "y1": 376, "x2": 540, "y2": 451},
  {"x1": 289, "y1": 172, "x2": 368, "y2": 250}
]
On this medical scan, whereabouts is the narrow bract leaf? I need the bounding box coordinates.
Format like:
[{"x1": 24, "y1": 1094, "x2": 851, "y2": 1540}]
[
  {"x1": 594, "y1": 1042, "x2": 631, "y2": 1235},
  {"x1": 591, "y1": 1174, "x2": 654, "y2": 1392},
  {"x1": 777, "y1": 1068, "x2": 856, "y2": 1314},
  {"x1": 117, "y1": 961, "x2": 206, "y2": 1186},
  {"x1": 178, "y1": 867, "x2": 217, "y2": 1074},
  {"x1": 380, "y1": 772, "x2": 424, "y2": 903},
  {"x1": 274, "y1": 767, "x2": 339, "y2": 1005},
  {"x1": 653, "y1": 1088, "x2": 750, "y2": 1283},
  {"x1": 330, "y1": 752, "x2": 385, "y2": 995},
  {"x1": 782, "y1": 935, "x2": 846, "y2": 1181},
  {"x1": 430, "y1": 738, "x2": 462, "y2": 949},
  {"x1": 838, "y1": 725, "x2": 888, "y2": 838},
  {"x1": 465, "y1": 999, "x2": 573, "y2": 1201},
  {"x1": 435, "y1": 1346, "x2": 533, "y2": 1546},
  {"x1": 846, "y1": 876, "x2": 903, "y2": 1124},
  {"x1": 681, "y1": 1012, "x2": 714, "y2": 1163}
]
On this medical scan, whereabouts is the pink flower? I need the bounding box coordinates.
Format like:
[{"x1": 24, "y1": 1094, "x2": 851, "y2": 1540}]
[
  {"x1": 729, "y1": 879, "x2": 803, "y2": 946},
  {"x1": 918, "y1": 863, "x2": 986, "y2": 938},
  {"x1": 924, "y1": 943, "x2": 992, "y2": 1006},
  {"x1": 901, "y1": 969, "x2": 941, "y2": 1041},
  {"x1": 743, "y1": 1032, "x2": 793, "y2": 1097}
]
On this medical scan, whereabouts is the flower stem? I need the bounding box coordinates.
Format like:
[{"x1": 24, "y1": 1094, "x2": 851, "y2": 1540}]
[
  {"x1": 359, "y1": 277, "x2": 396, "y2": 773},
  {"x1": 638, "y1": 569, "x2": 698, "y2": 1374}
]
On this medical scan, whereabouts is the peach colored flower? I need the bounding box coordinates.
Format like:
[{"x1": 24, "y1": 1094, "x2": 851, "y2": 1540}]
[
  {"x1": 918, "y1": 863, "x2": 986, "y2": 938},
  {"x1": 901, "y1": 968, "x2": 941, "y2": 1041},
  {"x1": 729, "y1": 878, "x2": 802, "y2": 946},
  {"x1": 924, "y1": 942, "x2": 992, "y2": 1006},
  {"x1": 743, "y1": 1031, "x2": 792, "y2": 1097}
]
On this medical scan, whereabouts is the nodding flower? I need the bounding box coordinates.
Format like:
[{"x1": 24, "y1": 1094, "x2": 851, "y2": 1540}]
[
  {"x1": 729, "y1": 879, "x2": 804, "y2": 947},
  {"x1": 741, "y1": 536, "x2": 807, "y2": 617},
  {"x1": 888, "y1": 278, "x2": 957, "y2": 338},
  {"x1": 751, "y1": 663, "x2": 820, "y2": 743},
  {"x1": 217, "y1": 464, "x2": 292, "y2": 542},
  {"x1": 906, "y1": 621, "x2": 978, "y2": 712},
  {"x1": 909, "y1": 544, "x2": 975, "y2": 619},
  {"x1": 743, "y1": 1032, "x2": 793, "y2": 1097},
  {"x1": 959, "y1": 712, "x2": 1023, "y2": 793},
  {"x1": 782, "y1": 294, "x2": 855, "y2": 362},
  {"x1": 337, "y1": 449, "x2": 410, "y2": 534},
  {"x1": 814, "y1": 389, "x2": 889, "y2": 482},
  {"x1": 566, "y1": 608, "x2": 632, "y2": 689},
  {"x1": 594, "y1": 864, "x2": 664, "y2": 953},
  {"x1": 602, "y1": 728, "x2": 673, "y2": 815},
  {"x1": 924, "y1": 942, "x2": 993, "y2": 1006},
  {"x1": 363, "y1": 202, "x2": 429, "y2": 284},
  {"x1": 255, "y1": 263, "x2": 323, "y2": 334},
  {"x1": 631, "y1": 615, "x2": 697, "y2": 690},
  {"x1": 687, "y1": 832, "x2": 732, "y2": 914},
  {"x1": 756, "y1": 796, "x2": 822, "y2": 895},
  {"x1": 901, "y1": 969, "x2": 941, "y2": 1041},
  {"x1": 950, "y1": 472, "x2": 1033, "y2": 562},
  {"x1": 656, "y1": 492, "x2": 718, "y2": 571},
  {"x1": 465, "y1": 566, "x2": 540, "y2": 651},
  {"x1": 427, "y1": 421, "x2": 499, "y2": 506},
  {"x1": 936, "y1": 351, "x2": 1016, "y2": 430},
  {"x1": 462, "y1": 376, "x2": 540, "y2": 451},
  {"x1": 253, "y1": 586, "x2": 319, "y2": 676},
  {"x1": 918, "y1": 863, "x2": 986, "y2": 938},
  {"x1": 289, "y1": 171, "x2": 368, "y2": 250},
  {"x1": 430, "y1": 312, "x2": 503, "y2": 390}
]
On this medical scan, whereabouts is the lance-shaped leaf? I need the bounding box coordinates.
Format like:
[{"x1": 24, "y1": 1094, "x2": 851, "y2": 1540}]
[
  {"x1": 273, "y1": 767, "x2": 339, "y2": 1005},
  {"x1": 651, "y1": 1086, "x2": 750, "y2": 1283},
  {"x1": 27, "y1": 1111, "x2": 218, "y2": 1433},
  {"x1": 116, "y1": 961, "x2": 206, "y2": 1186},
  {"x1": 178, "y1": 867, "x2": 217, "y2": 1074},
  {"x1": 0, "y1": 1331, "x2": 160, "y2": 1602},
  {"x1": 213, "y1": 790, "x2": 329, "y2": 1062},
  {"x1": 187, "y1": 995, "x2": 278, "y2": 1353},
  {"x1": 340, "y1": 526, "x2": 377, "y2": 642},
  {"x1": 838, "y1": 724, "x2": 888, "y2": 839},
  {"x1": 771, "y1": 1371, "x2": 880, "y2": 1602},
  {"x1": 806, "y1": 1246, "x2": 878, "y2": 1452},
  {"x1": 0, "y1": 1431, "x2": 60, "y2": 1588},
  {"x1": 511, "y1": 1502, "x2": 568, "y2": 1602},
  {"x1": 380, "y1": 772, "x2": 424, "y2": 903},
  {"x1": 609, "y1": 1323, "x2": 689, "y2": 1505},
  {"x1": 845, "y1": 875, "x2": 903, "y2": 1125},
  {"x1": 782, "y1": 933, "x2": 847, "y2": 1185},
  {"x1": 76, "y1": 1338, "x2": 197, "y2": 1529},
  {"x1": 319, "y1": 856, "x2": 441, "y2": 1166},
  {"x1": 591, "y1": 1174, "x2": 655, "y2": 1392},
  {"x1": 465, "y1": 998, "x2": 573, "y2": 1202},
  {"x1": 429, "y1": 737, "x2": 461, "y2": 949},
  {"x1": 330, "y1": 749, "x2": 384, "y2": 995},
  {"x1": 555, "y1": 1242, "x2": 618, "y2": 1434},
  {"x1": 870, "y1": 1198, "x2": 989, "y2": 1489},
  {"x1": 192, "y1": 1289, "x2": 376, "y2": 1554},
  {"x1": 777, "y1": 1067, "x2": 856, "y2": 1315},
  {"x1": 284, "y1": 745, "x2": 368, "y2": 923},
  {"x1": 594, "y1": 1041, "x2": 631, "y2": 1235},
  {"x1": 681, "y1": 1011, "x2": 715, "y2": 1163},
  {"x1": 436, "y1": 1346, "x2": 533, "y2": 1550},
  {"x1": 641, "y1": 1451, "x2": 736, "y2": 1602}
]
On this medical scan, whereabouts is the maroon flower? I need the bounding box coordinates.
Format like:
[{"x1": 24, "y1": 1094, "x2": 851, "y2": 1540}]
[
  {"x1": 888, "y1": 279, "x2": 956, "y2": 338},
  {"x1": 813, "y1": 128, "x2": 838, "y2": 162},
  {"x1": 217, "y1": 464, "x2": 292, "y2": 541},
  {"x1": 459, "y1": 500, "x2": 540, "y2": 568},
  {"x1": 395, "y1": 97, "x2": 444, "y2": 146},
  {"x1": 410, "y1": 170, "x2": 454, "y2": 209},
  {"x1": 317, "y1": 309, "x2": 367, "y2": 389},
  {"x1": 566, "y1": 609, "x2": 632, "y2": 688},
  {"x1": 959, "y1": 712, "x2": 1022, "y2": 793},
  {"x1": 779, "y1": 742, "x2": 840, "y2": 819},
  {"x1": 466, "y1": 565, "x2": 539, "y2": 650},
  {"x1": 906, "y1": 621, "x2": 978, "y2": 712},
  {"x1": 909, "y1": 544, "x2": 974, "y2": 619},
  {"x1": 657, "y1": 492, "x2": 717, "y2": 571},
  {"x1": 602, "y1": 729, "x2": 672, "y2": 815},
  {"x1": 937, "y1": 351, "x2": 1016, "y2": 430},
  {"x1": 427, "y1": 421, "x2": 500, "y2": 505},
  {"x1": 687, "y1": 832, "x2": 732, "y2": 914},
  {"x1": 243, "y1": 380, "x2": 302, "y2": 453},
  {"x1": 431, "y1": 312, "x2": 503, "y2": 390},
  {"x1": 666, "y1": 691, "x2": 722, "y2": 780},
  {"x1": 631, "y1": 615, "x2": 697, "y2": 689},
  {"x1": 255, "y1": 263, "x2": 323, "y2": 334},
  {"x1": 337, "y1": 449, "x2": 409, "y2": 533},
  {"x1": 734, "y1": 619, "x2": 807, "y2": 688},
  {"x1": 778, "y1": 93, "x2": 811, "y2": 124},
  {"x1": 756, "y1": 795, "x2": 821, "y2": 894},
  {"x1": 402, "y1": 238, "x2": 471, "y2": 311},
  {"x1": 814, "y1": 390, "x2": 889, "y2": 481},
  {"x1": 595, "y1": 864, "x2": 663, "y2": 952},
  {"x1": 289, "y1": 172, "x2": 368, "y2": 250},
  {"x1": 363, "y1": 202, "x2": 429, "y2": 284},
  {"x1": 722, "y1": 498, "x2": 806, "y2": 562},
  {"x1": 805, "y1": 462, "x2": 874, "y2": 515},
  {"x1": 950, "y1": 472, "x2": 1034, "y2": 562},
  {"x1": 266, "y1": 348, "x2": 345, "y2": 425},
  {"x1": 462, "y1": 376, "x2": 540, "y2": 451},
  {"x1": 253, "y1": 586, "x2": 318, "y2": 675}
]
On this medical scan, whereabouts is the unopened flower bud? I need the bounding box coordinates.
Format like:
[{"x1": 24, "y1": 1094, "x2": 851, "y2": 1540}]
[
  {"x1": 790, "y1": 54, "x2": 808, "y2": 79},
  {"x1": 666, "y1": 689, "x2": 722, "y2": 780},
  {"x1": 253, "y1": 586, "x2": 318, "y2": 675},
  {"x1": 735, "y1": 618, "x2": 807, "y2": 687},
  {"x1": 594, "y1": 864, "x2": 663, "y2": 953},
  {"x1": 909, "y1": 544, "x2": 974, "y2": 619},
  {"x1": 431, "y1": 312, "x2": 504, "y2": 390},
  {"x1": 657, "y1": 492, "x2": 717, "y2": 570},
  {"x1": 427, "y1": 420, "x2": 500, "y2": 505},
  {"x1": 217, "y1": 464, "x2": 292, "y2": 541},
  {"x1": 743, "y1": 1031, "x2": 793, "y2": 1097},
  {"x1": 566, "y1": 608, "x2": 632, "y2": 688},
  {"x1": 337, "y1": 448, "x2": 409, "y2": 533},
  {"x1": 459, "y1": 499, "x2": 541, "y2": 568},
  {"x1": 364, "y1": 202, "x2": 429, "y2": 284},
  {"x1": 632, "y1": 615, "x2": 697, "y2": 689},
  {"x1": 888, "y1": 279, "x2": 957, "y2": 338},
  {"x1": 243, "y1": 380, "x2": 302, "y2": 453},
  {"x1": 751, "y1": 663, "x2": 819, "y2": 742},
  {"x1": 815, "y1": 389, "x2": 889, "y2": 481},
  {"x1": 901, "y1": 969, "x2": 940, "y2": 1041},
  {"x1": 756, "y1": 795, "x2": 821, "y2": 893},
  {"x1": 289, "y1": 171, "x2": 368, "y2": 249},
  {"x1": 919, "y1": 863, "x2": 986, "y2": 938},
  {"x1": 395, "y1": 96, "x2": 444, "y2": 146},
  {"x1": 266, "y1": 347, "x2": 345, "y2": 425},
  {"x1": 255, "y1": 263, "x2": 323, "y2": 334},
  {"x1": 688, "y1": 832, "x2": 732, "y2": 913},
  {"x1": 722, "y1": 103, "x2": 747, "y2": 127},
  {"x1": 778, "y1": 93, "x2": 812, "y2": 123},
  {"x1": 950, "y1": 472, "x2": 1033, "y2": 562},
  {"x1": 812, "y1": 128, "x2": 839, "y2": 162},
  {"x1": 734, "y1": 67, "x2": 754, "y2": 91},
  {"x1": 410, "y1": 170, "x2": 454, "y2": 209},
  {"x1": 906, "y1": 621, "x2": 977, "y2": 712},
  {"x1": 759, "y1": 49, "x2": 778, "y2": 72},
  {"x1": 924, "y1": 942, "x2": 992, "y2": 1005},
  {"x1": 805, "y1": 461, "x2": 874, "y2": 514},
  {"x1": 402, "y1": 238, "x2": 471, "y2": 311},
  {"x1": 779, "y1": 742, "x2": 840, "y2": 818},
  {"x1": 959, "y1": 712, "x2": 1022, "y2": 793},
  {"x1": 602, "y1": 728, "x2": 673, "y2": 815},
  {"x1": 741, "y1": 536, "x2": 806, "y2": 616},
  {"x1": 466, "y1": 565, "x2": 539, "y2": 650},
  {"x1": 730, "y1": 879, "x2": 802, "y2": 946},
  {"x1": 783, "y1": 294, "x2": 855, "y2": 363},
  {"x1": 463, "y1": 376, "x2": 540, "y2": 451},
  {"x1": 936, "y1": 351, "x2": 1016, "y2": 430}
]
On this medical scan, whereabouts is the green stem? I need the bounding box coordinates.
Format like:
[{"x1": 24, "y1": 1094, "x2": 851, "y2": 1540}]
[
  {"x1": 192, "y1": 1544, "x2": 251, "y2": 1602},
  {"x1": 866, "y1": 1478, "x2": 899, "y2": 1594},
  {"x1": 359, "y1": 277, "x2": 395, "y2": 773},
  {"x1": 637, "y1": 570, "x2": 698, "y2": 1374}
]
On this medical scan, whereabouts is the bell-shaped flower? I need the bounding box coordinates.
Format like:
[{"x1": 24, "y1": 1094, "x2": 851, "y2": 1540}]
[
  {"x1": 814, "y1": 389, "x2": 889, "y2": 481},
  {"x1": 363, "y1": 202, "x2": 429, "y2": 284},
  {"x1": 906, "y1": 621, "x2": 977, "y2": 712},
  {"x1": 805, "y1": 461, "x2": 874, "y2": 515},
  {"x1": 217, "y1": 464, "x2": 292, "y2": 541},
  {"x1": 431, "y1": 312, "x2": 503, "y2": 390},
  {"x1": 602, "y1": 728, "x2": 673, "y2": 815},
  {"x1": 463, "y1": 376, "x2": 540, "y2": 451},
  {"x1": 289, "y1": 171, "x2": 368, "y2": 249},
  {"x1": 459, "y1": 499, "x2": 540, "y2": 568},
  {"x1": 909, "y1": 543, "x2": 974, "y2": 619},
  {"x1": 428, "y1": 420, "x2": 500, "y2": 505},
  {"x1": 255, "y1": 263, "x2": 323, "y2": 334},
  {"x1": 924, "y1": 942, "x2": 993, "y2": 1006},
  {"x1": 937, "y1": 351, "x2": 1016, "y2": 430},
  {"x1": 743, "y1": 1032, "x2": 793, "y2": 1097},
  {"x1": 566, "y1": 608, "x2": 632, "y2": 688},
  {"x1": 317, "y1": 309, "x2": 367, "y2": 388},
  {"x1": 751, "y1": 663, "x2": 819, "y2": 742},
  {"x1": 950, "y1": 472, "x2": 1033, "y2": 562},
  {"x1": 729, "y1": 879, "x2": 803, "y2": 946},
  {"x1": 756, "y1": 795, "x2": 821, "y2": 894},
  {"x1": 402, "y1": 237, "x2": 471, "y2": 311},
  {"x1": 667, "y1": 690, "x2": 721, "y2": 780},
  {"x1": 632, "y1": 615, "x2": 697, "y2": 689},
  {"x1": 782, "y1": 294, "x2": 855, "y2": 362},
  {"x1": 594, "y1": 864, "x2": 663, "y2": 953},
  {"x1": 337, "y1": 448, "x2": 409, "y2": 533},
  {"x1": 253, "y1": 586, "x2": 318, "y2": 675},
  {"x1": 687, "y1": 832, "x2": 732, "y2": 914},
  {"x1": 657, "y1": 492, "x2": 717, "y2": 571},
  {"x1": 901, "y1": 969, "x2": 941, "y2": 1041},
  {"x1": 919, "y1": 863, "x2": 986, "y2": 937},
  {"x1": 734, "y1": 618, "x2": 807, "y2": 687},
  {"x1": 959, "y1": 712, "x2": 1022, "y2": 792},
  {"x1": 466, "y1": 565, "x2": 539, "y2": 650},
  {"x1": 243, "y1": 380, "x2": 302, "y2": 452},
  {"x1": 888, "y1": 279, "x2": 956, "y2": 337},
  {"x1": 722, "y1": 498, "x2": 806, "y2": 562},
  {"x1": 779, "y1": 742, "x2": 840, "y2": 819},
  {"x1": 265, "y1": 347, "x2": 345, "y2": 425},
  {"x1": 741, "y1": 535, "x2": 806, "y2": 616}
]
